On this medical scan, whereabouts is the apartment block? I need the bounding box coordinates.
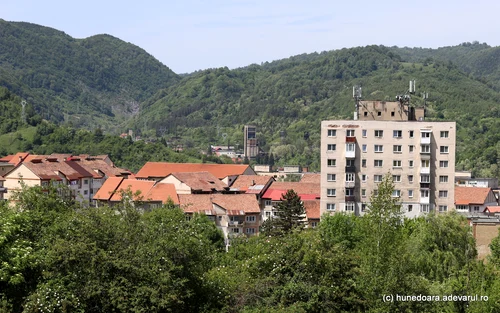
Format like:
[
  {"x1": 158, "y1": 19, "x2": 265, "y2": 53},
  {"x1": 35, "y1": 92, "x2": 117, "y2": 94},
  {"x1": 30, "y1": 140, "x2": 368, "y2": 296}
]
[{"x1": 320, "y1": 101, "x2": 456, "y2": 217}]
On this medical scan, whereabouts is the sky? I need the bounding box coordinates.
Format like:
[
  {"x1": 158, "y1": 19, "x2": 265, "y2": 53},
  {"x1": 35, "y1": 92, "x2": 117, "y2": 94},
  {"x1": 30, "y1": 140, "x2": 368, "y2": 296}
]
[{"x1": 3, "y1": 0, "x2": 500, "y2": 74}]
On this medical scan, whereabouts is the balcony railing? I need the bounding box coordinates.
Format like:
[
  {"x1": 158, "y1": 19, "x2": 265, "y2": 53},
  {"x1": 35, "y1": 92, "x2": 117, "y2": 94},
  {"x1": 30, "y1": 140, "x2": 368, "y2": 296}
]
[
  {"x1": 420, "y1": 136, "x2": 431, "y2": 144},
  {"x1": 345, "y1": 195, "x2": 355, "y2": 202},
  {"x1": 345, "y1": 181, "x2": 355, "y2": 188},
  {"x1": 345, "y1": 165, "x2": 356, "y2": 172},
  {"x1": 420, "y1": 182, "x2": 431, "y2": 189},
  {"x1": 420, "y1": 167, "x2": 430, "y2": 174},
  {"x1": 420, "y1": 197, "x2": 430, "y2": 204},
  {"x1": 345, "y1": 136, "x2": 356, "y2": 143}
]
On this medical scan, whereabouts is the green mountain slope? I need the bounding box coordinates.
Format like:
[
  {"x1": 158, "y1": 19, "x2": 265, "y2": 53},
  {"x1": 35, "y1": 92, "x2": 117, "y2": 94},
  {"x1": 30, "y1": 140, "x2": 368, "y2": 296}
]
[{"x1": 0, "y1": 19, "x2": 179, "y2": 131}]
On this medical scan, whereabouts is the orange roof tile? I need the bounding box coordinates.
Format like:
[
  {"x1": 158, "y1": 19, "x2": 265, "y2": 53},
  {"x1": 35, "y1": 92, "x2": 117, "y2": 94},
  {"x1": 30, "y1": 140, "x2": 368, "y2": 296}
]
[
  {"x1": 110, "y1": 179, "x2": 155, "y2": 202},
  {"x1": 136, "y1": 162, "x2": 254, "y2": 179},
  {"x1": 303, "y1": 200, "x2": 320, "y2": 219},
  {"x1": 231, "y1": 175, "x2": 274, "y2": 189},
  {"x1": 169, "y1": 172, "x2": 228, "y2": 192},
  {"x1": 485, "y1": 206, "x2": 500, "y2": 213},
  {"x1": 300, "y1": 173, "x2": 320, "y2": 184},
  {"x1": 179, "y1": 194, "x2": 260, "y2": 214},
  {"x1": 146, "y1": 183, "x2": 179, "y2": 205},
  {"x1": 455, "y1": 186, "x2": 493, "y2": 205},
  {"x1": 19, "y1": 159, "x2": 93, "y2": 181},
  {"x1": 93, "y1": 177, "x2": 124, "y2": 201},
  {"x1": 178, "y1": 194, "x2": 217, "y2": 214},
  {"x1": 270, "y1": 182, "x2": 320, "y2": 196}
]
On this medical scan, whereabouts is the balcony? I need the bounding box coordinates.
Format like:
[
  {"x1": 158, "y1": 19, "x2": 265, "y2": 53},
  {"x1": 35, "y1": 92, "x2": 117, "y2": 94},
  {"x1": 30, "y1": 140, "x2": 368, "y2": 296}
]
[
  {"x1": 420, "y1": 196, "x2": 430, "y2": 204},
  {"x1": 345, "y1": 181, "x2": 355, "y2": 188},
  {"x1": 228, "y1": 220, "x2": 241, "y2": 226},
  {"x1": 420, "y1": 182, "x2": 431, "y2": 189},
  {"x1": 345, "y1": 165, "x2": 356, "y2": 172},
  {"x1": 420, "y1": 131, "x2": 431, "y2": 144},
  {"x1": 420, "y1": 167, "x2": 430, "y2": 174},
  {"x1": 345, "y1": 136, "x2": 356, "y2": 143},
  {"x1": 345, "y1": 195, "x2": 356, "y2": 202}
]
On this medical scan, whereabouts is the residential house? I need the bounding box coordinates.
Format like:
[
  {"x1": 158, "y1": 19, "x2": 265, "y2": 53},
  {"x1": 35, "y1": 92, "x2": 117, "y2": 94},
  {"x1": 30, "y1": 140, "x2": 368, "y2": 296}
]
[
  {"x1": 135, "y1": 162, "x2": 256, "y2": 186},
  {"x1": 303, "y1": 199, "x2": 320, "y2": 228},
  {"x1": 229, "y1": 175, "x2": 274, "y2": 198},
  {"x1": 455, "y1": 186, "x2": 498, "y2": 215},
  {"x1": 469, "y1": 216, "x2": 500, "y2": 259},
  {"x1": 484, "y1": 206, "x2": 500, "y2": 216},
  {"x1": 159, "y1": 172, "x2": 229, "y2": 194}
]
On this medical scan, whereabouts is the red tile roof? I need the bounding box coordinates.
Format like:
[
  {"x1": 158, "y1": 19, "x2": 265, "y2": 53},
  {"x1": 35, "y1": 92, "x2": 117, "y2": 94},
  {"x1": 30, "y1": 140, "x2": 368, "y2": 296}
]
[
  {"x1": 168, "y1": 172, "x2": 228, "y2": 192},
  {"x1": 303, "y1": 200, "x2": 320, "y2": 219},
  {"x1": 110, "y1": 179, "x2": 157, "y2": 202},
  {"x1": 19, "y1": 159, "x2": 93, "y2": 181},
  {"x1": 146, "y1": 183, "x2": 179, "y2": 205},
  {"x1": 455, "y1": 186, "x2": 493, "y2": 205},
  {"x1": 300, "y1": 173, "x2": 320, "y2": 184},
  {"x1": 270, "y1": 182, "x2": 320, "y2": 195},
  {"x1": 93, "y1": 177, "x2": 124, "y2": 201},
  {"x1": 485, "y1": 206, "x2": 500, "y2": 213},
  {"x1": 179, "y1": 194, "x2": 260, "y2": 214},
  {"x1": 136, "y1": 162, "x2": 254, "y2": 179},
  {"x1": 230, "y1": 175, "x2": 274, "y2": 193}
]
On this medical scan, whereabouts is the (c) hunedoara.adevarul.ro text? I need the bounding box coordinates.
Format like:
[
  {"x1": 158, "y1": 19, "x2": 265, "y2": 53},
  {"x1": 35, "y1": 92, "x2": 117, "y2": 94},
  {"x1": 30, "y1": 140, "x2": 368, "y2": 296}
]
[{"x1": 382, "y1": 294, "x2": 489, "y2": 302}]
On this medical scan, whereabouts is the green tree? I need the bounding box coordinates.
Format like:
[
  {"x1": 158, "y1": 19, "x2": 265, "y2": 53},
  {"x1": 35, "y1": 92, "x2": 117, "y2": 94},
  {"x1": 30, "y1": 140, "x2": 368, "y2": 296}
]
[{"x1": 262, "y1": 189, "x2": 306, "y2": 236}]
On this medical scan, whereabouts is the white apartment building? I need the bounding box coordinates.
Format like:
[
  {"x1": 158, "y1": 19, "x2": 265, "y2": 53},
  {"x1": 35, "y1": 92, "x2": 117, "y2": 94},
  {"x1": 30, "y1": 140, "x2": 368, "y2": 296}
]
[{"x1": 320, "y1": 101, "x2": 456, "y2": 217}]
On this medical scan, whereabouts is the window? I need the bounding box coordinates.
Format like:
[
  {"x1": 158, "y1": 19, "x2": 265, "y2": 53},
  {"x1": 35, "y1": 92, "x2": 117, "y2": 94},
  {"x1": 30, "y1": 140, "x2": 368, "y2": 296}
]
[
  {"x1": 421, "y1": 204, "x2": 430, "y2": 213},
  {"x1": 392, "y1": 190, "x2": 401, "y2": 197},
  {"x1": 408, "y1": 190, "x2": 414, "y2": 198},
  {"x1": 373, "y1": 189, "x2": 379, "y2": 196},
  {"x1": 346, "y1": 173, "x2": 355, "y2": 182},
  {"x1": 84, "y1": 190, "x2": 88, "y2": 195},
  {"x1": 346, "y1": 129, "x2": 355, "y2": 137},
  {"x1": 362, "y1": 174, "x2": 367, "y2": 182},
  {"x1": 265, "y1": 211, "x2": 271, "y2": 217},
  {"x1": 440, "y1": 131, "x2": 449, "y2": 138},
  {"x1": 439, "y1": 205, "x2": 448, "y2": 212},
  {"x1": 327, "y1": 129, "x2": 336, "y2": 137},
  {"x1": 420, "y1": 145, "x2": 430, "y2": 153},
  {"x1": 393, "y1": 145, "x2": 402, "y2": 153},
  {"x1": 408, "y1": 145, "x2": 414, "y2": 153},
  {"x1": 439, "y1": 175, "x2": 448, "y2": 183},
  {"x1": 246, "y1": 216, "x2": 256, "y2": 222},
  {"x1": 362, "y1": 203, "x2": 367, "y2": 211},
  {"x1": 392, "y1": 175, "x2": 401, "y2": 182},
  {"x1": 421, "y1": 131, "x2": 431, "y2": 138},
  {"x1": 265, "y1": 200, "x2": 272, "y2": 206},
  {"x1": 374, "y1": 160, "x2": 383, "y2": 167},
  {"x1": 421, "y1": 159, "x2": 430, "y2": 168},
  {"x1": 327, "y1": 189, "x2": 336, "y2": 197},
  {"x1": 311, "y1": 222, "x2": 318, "y2": 228},
  {"x1": 362, "y1": 144, "x2": 367, "y2": 152},
  {"x1": 439, "y1": 190, "x2": 448, "y2": 198},
  {"x1": 326, "y1": 203, "x2": 336, "y2": 211},
  {"x1": 408, "y1": 175, "x2": 414, "y2": 183},
  {"x1": 391, "y1": 111, "x2": 395, "y2": 117},
  {"x1": 346, "y1": 159, "x2": 355, "y2": 167},
  {"x1": 440, "y1": 146, "x2": 449, "y2": 154},
  {"x1": 409, "y1": 160, "x2": 414, "y2": 167},
  {"x1": 346, "y1": 143, "x2": 355, "y2": 152},
  {"x1": 393, "y1": 130, "x2": 402, "y2": 138},
  {"x1": 409, "y1": 130, "x2": 414, "y2": 138},
  {"x1": 345, "y1": 202, "x2": 355, "y2": 211},
  {"x1": 327, "y1": 174, "x2": 336, "y2": 182},
  {"x1": 232, "y1": 228, "x2": 240, "y2": 234},
  {"x1": 374, "y1": 175, "x2": 383, "y2": 182},
  {"x1": 456, "y1": 205, "x2": 467, "y2": 211},
  {"x1": 420, "y1": 175, "x2": 430, "y2": 183},
  {"x1": 362, "y1": 129, "x2": 367, "y2": 137},
  {"x1": 84, "y1": 179, "x2": 89, "y2": 185},
  {"x1": 375, "y1": 130, "x2": 383, "y2": 138},
  {"x1": 362, "y1": 159, "x2": 367, "y2": 167},
  {"x1": 246, "y1": 228, "x2": 256, "y2": 234},
  {"x1": 374, "y1": 145, "x2": 383, "y2": 152},
  {"x1": 327, "y1": 159, "x2": 336, "y2": 167},
  {"x1": 439, "y1": 160, "x2": 449, "y2": 168},
  {"x1": 327, "y1": 144, "x2": 336, "y2": 152},
  {"x1": 408, "y1": 204, "x2": 413, "y2": 212},
  {"x1": 421, "y1": 189, "x2": 430, "y2": 197},
  {"x1": 345, "y1": 188, "x2": 354, "y2": 196},
  {"x1": 393, "y1": 160, "x2": 402, "y2": 167},
  {"x1": 361, "y1": 189, "x2": 366, "y2": 197},
  {"x1": 473, "y1": 206, "x2": 480, "y2": 212},
  {"x1": 70, "y1": 180, "x2": 78, "y2": 185}
]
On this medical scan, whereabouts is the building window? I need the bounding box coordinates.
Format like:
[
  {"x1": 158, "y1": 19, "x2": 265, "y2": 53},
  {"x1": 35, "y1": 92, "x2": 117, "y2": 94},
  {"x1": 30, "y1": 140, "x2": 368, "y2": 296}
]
[
  {"x1": 346, "y1": 173, "x2": 355, "y2": 182},
  {"x1": 393, "y1": 160, "x2": 402, "y2": 168},
  {"x1": 373, "y1": 189, "x2": 379, "y2": 196},
  {"x1": 393, "y1": 145, "x2": 402, "y2": 153},
  {"x1": 408, "y1": 204, "x2": 413, "y2": 211},
  {"x1": 421, "y1": 189, "x2": 430, "y2": 198},
  {"x1": 346, "y1": 130, "x2": 355, "y2": 137},
  {"x1": 374, "y1": 160, "x2": 383, "y2": 167},
  {"x1": 326, "y1": 203, "x2": 336, "y2": 211},
  {"x1": 265, "y1": 211, "x2": 271, "y2": 217},
  {"x1": 327, "y1": 144, "x2": 336, "y2": 152},
  {"x1": 345, "y1": 188, "x2": 354, "y2": 196},
  {"x1": 439, "y1": 205, "x2": 448, "y2": 212},
  {"x1": 392, "y1": 190, "x2": 401, "y2": 197},
  {"x1": 362, "y1": 159, "x2": 367, "y2": 167},
  {"x1": 440, "y1": 146, "x2": 449, "y2": 154},
  {"x1": 362, "y1": 203, "x2": 367, "y2": 211},
  {"x1": 456, "y1": 205, "x2": 467, "y2": 211},
  {"x1": 421, "y1": 204, "x2": 430, "y2": 212},
  {"x1": 377, "y1": 111, "x2": 382, "y2": 116},
  {"x1": 246, "y1": 216, "x2": 256, "y2": 222},
  {"x1": 346, "y1": 143, "x2": 355, "y2": 152},
  {"x1": 408, "y1": 175, "x2": 414, "y2": 183},
  {"x1": 393, "y1": 130, "x2": 402, "y2": 138},
  {"x1": 409, "y1": 160, "x2": 414, "y2": 167},
  {"x1": 408, "y1": 190, "x2": 414, "y2": 198},
  {"x1": 421, "y1": 131, "x2": 431, "y2": 139},
  {"x1": 439, "y1": 175, "x2": 448, "y2": 183},
  {"x1": 440, "y1": 131, "x2": 449, "y2": 138},
  {"x1": 346, "y1": 159, "x2": 355, "y2": 167},
  {"x1": 361, "y1": 189, "x2": 366, "y2": 197},
  {"x1": 84, "y1": 179, "x2": 89, "y2": 185},
  {"x1": 328, "y1": 129, "x2": 337, "y2": 137},
  {"x1": 345, "y1": 202, "x2": 355, "y2": 211},
  {"x1": 409, "y1": 145, "x2": 414, "y2": 153},
  {"x1": 362, "y1": 174, "x2": 367, "y2": 182},
  {"x1": 391, "y1": 111, "x2": 395, "y2": 117},
  {"x1": 421, "y1": 145, "x2": 430, "y2": 153},
  {"x1": 439, "y1": 160, "x2": 449, "y2": 168},
  {"x1": 246, "y1": 228, "x2": 256, "y2": 234},
  {"x1": 232, "y1": 228, "x2": 240, "y2": 234},
  {"x1": 362, "y1": 144, "x2": 367, "y2": 152},
  {"x1": 374, "y1": 175, "x2": 383, "y2": 182},
  {"x1": 327, "y1": 189, "x2": 336, "y2": 197},
  {"x1": 362, "y1": 129, "x2": 367, "y2": 137},
  {"x1": 420, "y1": 175, "x2": 430, "y2": 183},
  {"x1": 409, "y1": 130, "x2": 414, "y2": 138},
  {"x1": 84, "y1": 190, "x2": 88, "y2": 195},
  {"x1": 311, "y1": 222, "x2": 318, "y2": 228},
  {"x1": 327, "y1": 159, "x2": 336, "y2": 167},
  {"x1": 374, "y1": 145, "x2": 383, "y2": 153},
  {"x1": 327, "y1": 174, "x2": 336, "y2": 182},
  {"x1": 439, "y1": 190, "x2": 448, "y2": 198},
  {"x1": 473, "y1": 206, "x2": 480, "y2": 212},
  {"x1": 265, "y1": 200, "x2": 272, "y2": 206},
  {"x1": 375, "y1": 130, "x2": 383, "y2": 138},
  {"x1": 421, "y1": 159, "x2": 430, "y2": 168},
  {"x1": 392, "y1": 175, "x2": 401, "y2": 182}
]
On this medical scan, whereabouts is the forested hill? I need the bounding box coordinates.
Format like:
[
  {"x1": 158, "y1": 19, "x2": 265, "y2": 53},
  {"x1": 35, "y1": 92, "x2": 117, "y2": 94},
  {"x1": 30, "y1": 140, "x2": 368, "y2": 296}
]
[{"x1": 0, "y1": 19, "x2": 179, "y2": 131}]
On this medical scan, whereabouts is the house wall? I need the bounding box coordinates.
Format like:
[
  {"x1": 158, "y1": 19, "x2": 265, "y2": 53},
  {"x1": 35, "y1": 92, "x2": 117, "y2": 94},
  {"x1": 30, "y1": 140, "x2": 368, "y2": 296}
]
[
  {"x1": 160, "y1": 176, "x2": 192, "y2": 194},
  {"x1": 473, "y1": 222, "x2": 500, "y2": 259},
  {"x1": 4, "y1": 165, "x2": 40, "y2": 200}
]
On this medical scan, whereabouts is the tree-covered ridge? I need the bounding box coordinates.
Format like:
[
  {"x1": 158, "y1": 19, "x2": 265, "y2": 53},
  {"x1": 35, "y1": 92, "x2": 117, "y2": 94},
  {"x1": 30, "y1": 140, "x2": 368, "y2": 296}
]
[{"x1": 0, "y1": 19, "x2": 179, "y2": 131}]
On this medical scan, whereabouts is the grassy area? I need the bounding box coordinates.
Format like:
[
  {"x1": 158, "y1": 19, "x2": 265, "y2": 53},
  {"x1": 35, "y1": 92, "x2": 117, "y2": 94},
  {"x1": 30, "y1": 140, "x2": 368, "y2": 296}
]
[{"x1": 0, "y1": 126, "x2": 37, "y2": 154}]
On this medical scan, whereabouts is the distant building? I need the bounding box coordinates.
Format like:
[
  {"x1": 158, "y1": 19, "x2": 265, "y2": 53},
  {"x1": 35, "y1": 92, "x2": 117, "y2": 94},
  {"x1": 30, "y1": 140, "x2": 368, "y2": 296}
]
[{"x1": 244, "y1": 125, "x2": 259, "y2": 159}]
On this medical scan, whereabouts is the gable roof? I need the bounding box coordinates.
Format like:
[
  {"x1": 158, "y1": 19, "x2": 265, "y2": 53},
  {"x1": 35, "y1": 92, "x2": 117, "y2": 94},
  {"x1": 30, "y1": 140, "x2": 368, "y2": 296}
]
[
  {"x1": 268, "y1": 182, "x2": 320, "y2": 197},
  {"x1": 168, "y1": 171, "x2": 228, "y2": 192},
  {"x1": 94, "y1": 178, "x2": 178, "y2": 204},
  {"x1": 455, "y1": 186, "x2": 494, "y2": 205},
  {"x1": 303, "y1": 200, "x2": 320, "y2": 219},
  {"x1": 484, "y1": 206, "x2": 500, "y2": 213},
  {"x1": 18, "y1": 159, "x2": 94, "y2": 181},
  {"x1": 300, "y1": 173, "x2": 320, "y2": 184},
  {"x1": 146, "y1": 183, "x2": 179, "y2": 205},
  {"x1": 230, "y1": 175, "x2": 274, "y2": 193},
  {"x1": 136, "y1": 162, "x2": 254, "y2": 179},
  {"x1": 179, "y1": 193, "x2": 260, "y2": 214},
  {"x1": 109, "y1": 179, "x2": 157, "y2": 202},
  {"x1": 93, "y1": 177, "x2": 124, "y2": 201}
]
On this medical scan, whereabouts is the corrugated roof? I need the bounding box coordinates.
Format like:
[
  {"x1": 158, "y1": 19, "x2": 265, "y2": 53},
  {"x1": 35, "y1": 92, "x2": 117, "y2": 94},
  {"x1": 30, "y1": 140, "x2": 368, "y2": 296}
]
[
  {"x1": 136, "y1": 162, "x2": 253, "y2": 179},
  {"x1": 93, "y1": 177, "x2": 124, "y2": 200},
  {"x1": 169, "y1": 172, "x2": 228, "y2": 192},
  {"x1": 303, "y1": 199, "x2": 320, "y2": 219},
  {"x1": 455, "y1": 186, "x2": 493, "y2": 205}
]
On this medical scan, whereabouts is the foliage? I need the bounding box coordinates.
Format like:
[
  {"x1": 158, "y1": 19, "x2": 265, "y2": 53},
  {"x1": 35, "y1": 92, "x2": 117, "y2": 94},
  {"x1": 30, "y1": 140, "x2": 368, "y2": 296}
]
[{"x1": 261, "y1": 189, "x2": 306, "y2": 236}]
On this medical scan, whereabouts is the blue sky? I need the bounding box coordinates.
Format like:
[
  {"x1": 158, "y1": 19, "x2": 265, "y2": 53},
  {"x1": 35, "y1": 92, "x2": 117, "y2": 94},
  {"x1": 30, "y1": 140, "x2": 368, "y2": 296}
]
[{"x1": 3, "y1": 0, "x2": 500, "y2": 73}]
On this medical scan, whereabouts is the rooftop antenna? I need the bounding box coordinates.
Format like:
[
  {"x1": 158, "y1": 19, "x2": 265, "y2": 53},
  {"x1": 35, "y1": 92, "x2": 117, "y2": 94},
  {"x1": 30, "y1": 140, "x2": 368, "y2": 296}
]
[
  {"x1": 353, "y1": 85, "x2": 362, "y2": 120},
  {"x1": 21, "y1": 100, "x2": 27, "y2": 124}
]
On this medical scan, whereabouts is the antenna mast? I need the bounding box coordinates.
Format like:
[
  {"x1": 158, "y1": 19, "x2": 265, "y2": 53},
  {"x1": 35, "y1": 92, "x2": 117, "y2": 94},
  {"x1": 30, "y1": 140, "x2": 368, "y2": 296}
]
[
  {"x1": 353, "y1": 85, "x2": 362, "y2": 120},
  {"x1": 21, "y1": 100, "x2": 27, "y2": 124}
]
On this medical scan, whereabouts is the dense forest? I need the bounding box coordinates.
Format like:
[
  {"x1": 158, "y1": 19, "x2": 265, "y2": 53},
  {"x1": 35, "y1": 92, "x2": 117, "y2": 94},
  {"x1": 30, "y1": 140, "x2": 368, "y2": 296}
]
[
  {"x1": 1, "y1": 175, "x2": 500, "y2": 312},
  {"x1": 1, "y1": 20, "x2": 500, "y2": 176}
]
